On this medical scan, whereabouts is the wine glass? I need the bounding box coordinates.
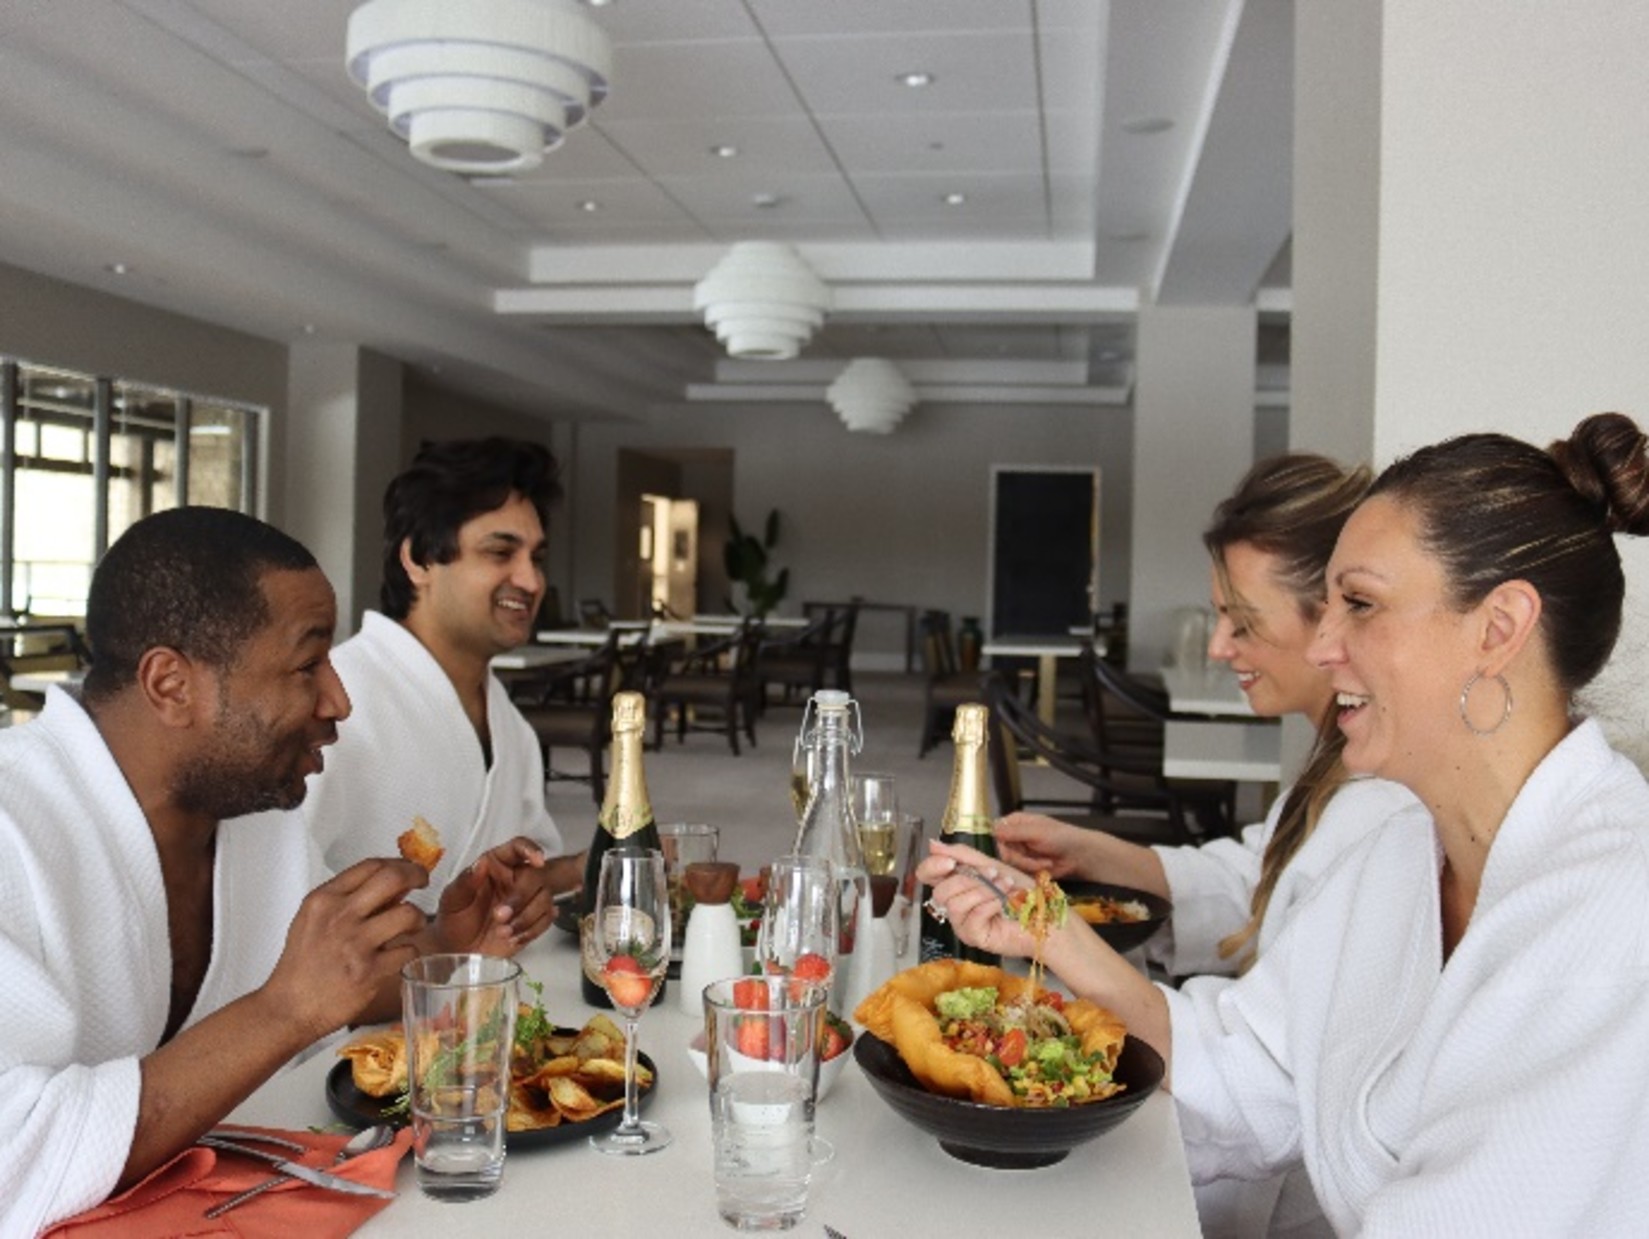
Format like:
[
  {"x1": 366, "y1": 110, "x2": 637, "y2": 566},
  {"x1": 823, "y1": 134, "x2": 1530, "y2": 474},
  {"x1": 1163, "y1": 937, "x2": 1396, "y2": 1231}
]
[
  {"x1": 587, "y1": 846, "x2": 672, "y2": 1155},
  {"x1": 756, "y1": 854, "x2": 838, "y2": 993},
  {"x1": 851, "y1": 772, "x2": 900, "y2": 877}
]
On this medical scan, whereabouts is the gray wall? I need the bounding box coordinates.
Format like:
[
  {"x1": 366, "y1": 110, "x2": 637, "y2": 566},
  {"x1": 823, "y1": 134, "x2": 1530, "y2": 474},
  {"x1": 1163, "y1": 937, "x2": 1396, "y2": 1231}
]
[{"x1": 567, "y1": 400, "x2": 1135, "y2": 669}]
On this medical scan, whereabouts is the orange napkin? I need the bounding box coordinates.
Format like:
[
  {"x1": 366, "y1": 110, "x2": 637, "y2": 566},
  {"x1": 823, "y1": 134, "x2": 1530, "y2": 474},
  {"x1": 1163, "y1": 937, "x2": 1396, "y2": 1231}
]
[{"x1": 44, "y1": 1124, "x2": 413, "y2": 1239}]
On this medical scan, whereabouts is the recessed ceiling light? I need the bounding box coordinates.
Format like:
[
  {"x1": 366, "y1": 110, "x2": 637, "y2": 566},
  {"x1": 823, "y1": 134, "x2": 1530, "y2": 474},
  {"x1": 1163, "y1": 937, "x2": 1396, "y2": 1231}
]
[
  {"x1": 105, "y1": 262, "x2": 129, "y2": 275},
  {"x1": 1120, "y1": 116, "x2": 1174, "y2": 135},
  {"x1": 750, "y1": 191, "x2": 783, "y2": 209},
  {"x1": 301, "y1": 323, "x2": 318, "y2": 336},
  {"x1": 942, "y1": 192, "x2": 966, "y2": 206},
  {"x1": 712, "y1": 144, "x2": 738, "y2": 158},
  {"x1": 581, "y1": 0, "x2": 614, "y2": 7},
  {"x1": 898, "y1": 71, "x2": 934, "y2": 88},
  {"x1": 578, "y1": 199, "x2": 600, "y2": 212}
]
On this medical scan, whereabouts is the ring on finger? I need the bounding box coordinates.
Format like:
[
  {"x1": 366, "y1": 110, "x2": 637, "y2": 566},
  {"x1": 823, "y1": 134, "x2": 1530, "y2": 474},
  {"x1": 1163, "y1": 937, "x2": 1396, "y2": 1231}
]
[{"x1": 923, "y1": 898, "x2": 948, "y2": 925}]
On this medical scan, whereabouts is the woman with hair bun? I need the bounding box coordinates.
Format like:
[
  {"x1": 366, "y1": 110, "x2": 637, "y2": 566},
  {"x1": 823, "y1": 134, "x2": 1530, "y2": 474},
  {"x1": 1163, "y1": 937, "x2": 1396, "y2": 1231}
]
[{"x1": 925, "y1": 412, "x2": 1649, "y2": 1235}]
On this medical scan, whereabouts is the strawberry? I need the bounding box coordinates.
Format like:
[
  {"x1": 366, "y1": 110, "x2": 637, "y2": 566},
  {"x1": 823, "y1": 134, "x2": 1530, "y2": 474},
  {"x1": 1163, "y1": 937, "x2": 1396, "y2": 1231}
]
[
  {"x1": 819, "y1": 1012, "x2": 852, "y2": 1062},
  {"x1": 602, "y1": 955, "x2": 653, "y2": 1010},
  {"x1": 736, "y1": 1017, "x2": 770, "y2": 1060},
  {"x1": 787, "y1": 950, "x2": 832, "y2": 1001},
  {"x1": 732, "y1": 977, "x2": 770, "y2": 1011}
]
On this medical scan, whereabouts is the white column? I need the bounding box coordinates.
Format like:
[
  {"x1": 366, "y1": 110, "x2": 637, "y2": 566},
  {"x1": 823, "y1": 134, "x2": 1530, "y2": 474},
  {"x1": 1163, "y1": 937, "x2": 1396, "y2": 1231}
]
[
  {"x1": 284, "y1": 343, "x2": 402, "y2": 634},
  {"x1": 1292, "y1": 0, "x2": 1649, "y2": 763},
  {"x1": 1128, "y1": 304, "x2": 1256, "y2": 671}
]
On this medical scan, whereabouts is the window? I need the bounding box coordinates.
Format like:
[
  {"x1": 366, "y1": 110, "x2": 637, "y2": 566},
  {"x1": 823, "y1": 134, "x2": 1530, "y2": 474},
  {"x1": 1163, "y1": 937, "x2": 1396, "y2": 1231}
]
[{"x1": 1, "y1": 358, "x2": 262, "y2": 618}]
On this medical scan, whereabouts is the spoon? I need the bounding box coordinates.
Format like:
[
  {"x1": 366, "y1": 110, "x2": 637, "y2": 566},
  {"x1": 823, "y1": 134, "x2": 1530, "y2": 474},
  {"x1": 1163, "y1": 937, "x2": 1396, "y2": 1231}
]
[{"x1": 204, "y1": 1123, "x2": 397, "y2": 1218}]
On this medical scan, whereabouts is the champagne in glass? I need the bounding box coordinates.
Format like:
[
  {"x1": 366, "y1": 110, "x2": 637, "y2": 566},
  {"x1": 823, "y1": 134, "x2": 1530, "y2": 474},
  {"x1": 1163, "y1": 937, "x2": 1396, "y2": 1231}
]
[
  {"x1": 587, "y1": 846, "x2": 672, "y2": 1155},
  {"x1": 851, "y1": 772, "x2": 900, "y2": 877}
]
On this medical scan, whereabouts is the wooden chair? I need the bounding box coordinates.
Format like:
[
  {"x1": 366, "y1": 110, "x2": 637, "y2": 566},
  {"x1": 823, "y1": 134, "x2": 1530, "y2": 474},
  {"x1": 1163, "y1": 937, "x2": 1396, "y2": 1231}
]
[
  {"x1": 1077, "y1": 641, "x2": 1166, "y2": 760},
  {"x1": 984, "y1": 672, "x2": 1203, "y2": 846},
  {"x1": 918, "y1": 610, "x2": 983, "y2": 757},
  {"x1": 510, "y1": 635, "x2": 622, "y2": 804},
  {"x1": 577, "y1": 598, "x2": 614, "y2": 629},
  {"x1": 754, "y1": 612, "x2": 834, "y2": 708},
  {"x1": 650, "y1": 622, "x2": 764, "y2": 754}
]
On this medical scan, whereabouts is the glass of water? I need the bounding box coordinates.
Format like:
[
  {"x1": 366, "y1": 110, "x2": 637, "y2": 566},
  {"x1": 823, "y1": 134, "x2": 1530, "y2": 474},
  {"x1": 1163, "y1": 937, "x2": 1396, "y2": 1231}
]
[
  {"x1": 703, "y1": 975, "x2": 826, "y2": 1231},
  {"x1": 401, "y1": 954, "x2": 521, "y2": 1201}
]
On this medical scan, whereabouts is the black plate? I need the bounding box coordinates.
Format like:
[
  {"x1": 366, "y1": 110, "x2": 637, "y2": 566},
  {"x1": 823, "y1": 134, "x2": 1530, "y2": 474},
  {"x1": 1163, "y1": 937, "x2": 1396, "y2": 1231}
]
[
  {"x1": 1061, "y1": 880, "x2": 1171, "y2": 954},
  {"x1": 326, "y1": 1040, "x2": 657, "y2": 1151},
  {"x1": 854, "y1": 1031, "x2": 1163, "y2": 1170}
]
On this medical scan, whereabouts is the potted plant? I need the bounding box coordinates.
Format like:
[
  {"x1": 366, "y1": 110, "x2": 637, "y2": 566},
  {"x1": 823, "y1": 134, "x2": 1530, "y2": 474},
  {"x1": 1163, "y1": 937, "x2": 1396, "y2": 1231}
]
[{"x1": 723, "y1": 509, "x2": 789, "y2": 618}]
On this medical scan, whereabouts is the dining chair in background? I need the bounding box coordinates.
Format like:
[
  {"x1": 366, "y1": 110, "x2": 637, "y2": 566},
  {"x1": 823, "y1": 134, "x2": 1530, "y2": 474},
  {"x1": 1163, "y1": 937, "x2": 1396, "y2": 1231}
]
[
  {"x1": 511, "y1": 634, "x2": 623, "y2": 804},
  {"x1": 917, "y1": 610, "x2": 984, "y2": 757},
  {"x1": 649, "y1": 621, "x2": 763, "y2": 754}
]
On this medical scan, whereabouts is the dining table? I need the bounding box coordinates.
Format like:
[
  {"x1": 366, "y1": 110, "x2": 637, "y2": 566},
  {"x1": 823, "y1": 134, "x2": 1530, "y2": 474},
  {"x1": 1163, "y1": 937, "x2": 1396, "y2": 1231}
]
[
  {"x1": 979, "y1": 633, "x2": 1090, "y2": 727},
  {"x1": 226, "y1": 927, "x2": 1202, "y2": 1236}
]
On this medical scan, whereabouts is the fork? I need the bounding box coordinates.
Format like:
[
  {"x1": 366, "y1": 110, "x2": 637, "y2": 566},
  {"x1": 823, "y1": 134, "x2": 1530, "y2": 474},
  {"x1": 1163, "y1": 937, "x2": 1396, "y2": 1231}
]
[{"x1": 953, "y1": 863, "x2": 1014, "y2": 915}]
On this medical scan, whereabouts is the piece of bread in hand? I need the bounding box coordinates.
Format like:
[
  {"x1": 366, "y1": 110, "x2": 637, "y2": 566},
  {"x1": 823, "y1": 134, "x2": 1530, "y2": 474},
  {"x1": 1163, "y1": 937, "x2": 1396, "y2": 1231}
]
[{"x1": 397, "y1": 815, "x2": 445, "y2": 873}]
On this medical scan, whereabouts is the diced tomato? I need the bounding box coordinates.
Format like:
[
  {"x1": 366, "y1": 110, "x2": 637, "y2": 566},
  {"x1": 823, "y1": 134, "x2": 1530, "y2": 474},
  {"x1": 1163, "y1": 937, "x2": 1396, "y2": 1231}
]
[
  {"x1": 1039, "y1": 990, "x2": 1064, "y2": 1012},
  {"x1": 997, "y1": 1028, "x2": 1027, "y2": 1068}
]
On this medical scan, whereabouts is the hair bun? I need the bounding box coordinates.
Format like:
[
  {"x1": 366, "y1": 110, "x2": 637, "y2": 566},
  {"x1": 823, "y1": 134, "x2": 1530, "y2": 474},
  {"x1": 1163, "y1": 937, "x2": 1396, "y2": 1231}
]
[{"x1": 1548, "y1": 412, "x2": 1649, "y2": 536}]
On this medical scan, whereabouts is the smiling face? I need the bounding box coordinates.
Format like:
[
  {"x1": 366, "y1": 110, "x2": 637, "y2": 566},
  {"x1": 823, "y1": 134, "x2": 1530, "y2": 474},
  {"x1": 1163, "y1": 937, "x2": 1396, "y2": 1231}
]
[
  {"x1": 1205, "y1": 540, "x2": 1333, "y2": 721},
  {"x1": 1309, "y1": 495, "x2": 1479, "y2": 786},
  {"x1": 404, "y1": 491, "x2": 546, "y2": 659},
  {"x1": 175, "y1": 566, "x2": 350, "y2": 817}
]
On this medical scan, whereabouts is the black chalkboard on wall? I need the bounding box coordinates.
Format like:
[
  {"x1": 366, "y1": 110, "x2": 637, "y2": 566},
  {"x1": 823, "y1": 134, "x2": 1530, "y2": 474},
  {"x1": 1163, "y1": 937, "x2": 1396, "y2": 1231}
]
[{"x1": 989, "y1": 467, "x2": 1098, "y2": 637}]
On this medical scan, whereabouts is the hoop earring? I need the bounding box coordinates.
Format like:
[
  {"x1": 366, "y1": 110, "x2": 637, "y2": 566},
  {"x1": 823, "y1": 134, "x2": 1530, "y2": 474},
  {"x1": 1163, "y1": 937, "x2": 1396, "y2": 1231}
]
[{"x1": 1458, "y1": 671, "x2": 1513, "y2": 737}]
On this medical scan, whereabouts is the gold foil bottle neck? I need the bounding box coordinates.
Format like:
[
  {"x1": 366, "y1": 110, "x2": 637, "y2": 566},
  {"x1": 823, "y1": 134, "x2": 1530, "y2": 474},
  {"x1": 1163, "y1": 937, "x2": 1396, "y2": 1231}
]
[
  {"x1": 600, "y1": 692, "x2": 653, "y2": 838},
  {"x1": 952, "y1": 703, "x2": 988, "y2": 748},
  {"x1": 942, "y1": 703, "x2": 992, "y2": 836},
  {"x1": 610, "y1": 690, "x2": 645, "y2": 734}
]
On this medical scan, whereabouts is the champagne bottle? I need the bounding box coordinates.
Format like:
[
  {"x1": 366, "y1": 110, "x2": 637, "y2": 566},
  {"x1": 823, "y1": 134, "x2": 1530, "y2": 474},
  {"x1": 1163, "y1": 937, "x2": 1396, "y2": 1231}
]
[
  {"x1": 917, "y1": 702, "x2": 1001, "y2": 966},
  {"x1": 580, "y1": 690, "x2": 667, "y2": 1008}
]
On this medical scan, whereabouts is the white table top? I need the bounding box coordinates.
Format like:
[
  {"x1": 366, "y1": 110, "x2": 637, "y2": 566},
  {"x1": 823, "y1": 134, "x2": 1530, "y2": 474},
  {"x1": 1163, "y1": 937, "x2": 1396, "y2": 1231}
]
[
  {"x1": 981, "y1": 634, "x2": 1086, "y2": 659},
  {"x1": 534, "y1": 627, "x2": 648, "y2": 647},
  {"x1": 1164, "y1": 719, "x2": 1281, "y2": 782},
  {"x1": 488, "y1": 646, "x2": 591, "y2": 670},
  {"x1": 1160, "y1": 665, "x2": 1257, "y2": 717},
  {"x1": 228, "y1": 932, "x2": 1200, "y2": 1237},
  {"x1": 7, "y1": 667, "x2": 84, "y2": 693}
]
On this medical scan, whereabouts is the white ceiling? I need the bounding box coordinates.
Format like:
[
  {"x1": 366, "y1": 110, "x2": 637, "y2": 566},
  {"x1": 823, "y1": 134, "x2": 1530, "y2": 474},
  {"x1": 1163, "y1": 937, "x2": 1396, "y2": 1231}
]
[{"x1": 0, "y1": 0, "x2": 1293, "y2": 422}]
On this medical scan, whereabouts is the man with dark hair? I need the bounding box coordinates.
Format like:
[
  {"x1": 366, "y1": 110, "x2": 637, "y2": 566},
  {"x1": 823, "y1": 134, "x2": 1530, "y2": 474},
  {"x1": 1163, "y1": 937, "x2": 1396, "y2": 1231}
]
[
  {"x1": 299, "y1": 437, "x2": 582, "y2": 925},
  {"x1": 0, "y1": 507, "x2": 546, "y2": 1234}
]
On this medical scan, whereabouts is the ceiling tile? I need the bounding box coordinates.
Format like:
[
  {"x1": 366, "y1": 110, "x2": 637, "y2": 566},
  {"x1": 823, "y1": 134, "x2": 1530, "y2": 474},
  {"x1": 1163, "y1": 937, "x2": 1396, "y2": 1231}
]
[{"x1": 773, "y1": 31, "x2": 1041, "y2": 117}]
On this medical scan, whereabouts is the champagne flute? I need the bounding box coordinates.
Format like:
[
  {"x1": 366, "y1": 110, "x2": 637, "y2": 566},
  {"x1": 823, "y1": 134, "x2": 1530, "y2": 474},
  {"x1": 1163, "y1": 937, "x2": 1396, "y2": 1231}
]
[
  {"x1": 756, "y1": 854, "x2": 838, "y2": 991},
  {"x1": 756, "y1": 854, "x2": 839, "y2": 1166},
  {"x1": 851, "y1": 772, "x2": 900, "y2": 877},
  {"x1": 587, "y1": 846, "x2": 672, "y2": 1155}
]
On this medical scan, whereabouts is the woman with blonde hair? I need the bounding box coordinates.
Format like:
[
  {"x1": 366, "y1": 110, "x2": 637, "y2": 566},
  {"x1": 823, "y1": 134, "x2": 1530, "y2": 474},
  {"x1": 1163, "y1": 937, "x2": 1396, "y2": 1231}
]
[{"x1": 926, "y1": 413, "x2": 1649, "y2": 1235}]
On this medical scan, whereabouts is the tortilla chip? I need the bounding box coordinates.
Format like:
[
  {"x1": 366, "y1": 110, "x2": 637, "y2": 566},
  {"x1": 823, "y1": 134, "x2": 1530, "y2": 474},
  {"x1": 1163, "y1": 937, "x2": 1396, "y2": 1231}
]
[
  {"x1": 337, "y1": 1027, "x2": 408, "y2": 1098},
  {"x1": 853, "y1": 960, "x2": 1127, "y2": 1108}
]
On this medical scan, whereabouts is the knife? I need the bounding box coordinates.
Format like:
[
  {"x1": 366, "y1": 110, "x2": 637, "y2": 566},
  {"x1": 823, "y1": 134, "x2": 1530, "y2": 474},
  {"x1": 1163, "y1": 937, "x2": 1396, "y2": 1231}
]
[{"x1": 197, "y1": 1136, "x2": 397, "y2": 1199}]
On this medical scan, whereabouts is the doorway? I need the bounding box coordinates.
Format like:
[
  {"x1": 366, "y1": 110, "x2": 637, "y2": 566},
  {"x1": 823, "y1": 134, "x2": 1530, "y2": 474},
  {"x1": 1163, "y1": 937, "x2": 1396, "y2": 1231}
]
[{"x1": 614, "y1": 448, "x2": 733, "y2": 620}]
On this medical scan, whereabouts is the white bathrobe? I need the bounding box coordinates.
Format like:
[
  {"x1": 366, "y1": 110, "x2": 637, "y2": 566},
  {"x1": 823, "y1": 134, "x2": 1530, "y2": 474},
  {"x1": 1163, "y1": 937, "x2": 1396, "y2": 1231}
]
[
  {"x1": 1166, "y1": 720, "x2": 1649, "y2": 1236},
  {"x1": 0, "y1": 689, "x2": 322, "y2": 1236},
  {"x1": 1150, "y1": 776, "x2": 1417, "y2": 978},
  {"x1": 1149, "y1": 775, "x2": 1417, "y2": 1238},
  {"x1": 300, "y1": 612, "x2": 566, "y2": 913}
]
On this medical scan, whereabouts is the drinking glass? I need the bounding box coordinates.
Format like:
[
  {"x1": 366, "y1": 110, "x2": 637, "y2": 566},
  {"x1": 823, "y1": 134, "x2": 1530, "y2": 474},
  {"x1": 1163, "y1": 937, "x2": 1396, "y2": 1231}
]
[
  {"x1": 704, "y1": 976, "x2": 826, "y2": 1231},
  {"x1": 587, "y1": 846, "x2": 672, "y2": 1155},
  {"x1": 890, "y1": 812, "x2": 926, "y2": 957},
  {"x1": 401, "y1": 954, "x2": 520, "y2": 1201},
  {"x1": 756, "y1": 854, "x2": 838, "y2": 992},
  {"x1": 851, "y1": 772, "x2": 900, "y2": 877},
  {"x1": 659, "y1": 822, "x2": 719, "y2": 973},
  {"x1": 789, "y1": 732, "x2": 820, "y2": 822}
]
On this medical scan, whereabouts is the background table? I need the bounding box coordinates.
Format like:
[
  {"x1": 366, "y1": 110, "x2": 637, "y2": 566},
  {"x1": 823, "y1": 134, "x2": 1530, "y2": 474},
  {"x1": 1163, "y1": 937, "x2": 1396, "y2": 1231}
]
[
  {"x1": 1160, "y1": 664, "x2": 1281, "y2": 783},
  {"x1": 981, "y1": 635, "x2": 1086, "y2": 726},
  {"x1": 228, "y1": 930, "x2": 1200, "y2": 1237}
]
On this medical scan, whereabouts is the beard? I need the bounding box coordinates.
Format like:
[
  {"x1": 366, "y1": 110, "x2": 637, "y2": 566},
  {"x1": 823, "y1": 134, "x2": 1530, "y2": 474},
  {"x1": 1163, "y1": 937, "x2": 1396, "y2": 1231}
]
[{"x1": 173, "y1": 689, "x2": 317, "y2": 820}]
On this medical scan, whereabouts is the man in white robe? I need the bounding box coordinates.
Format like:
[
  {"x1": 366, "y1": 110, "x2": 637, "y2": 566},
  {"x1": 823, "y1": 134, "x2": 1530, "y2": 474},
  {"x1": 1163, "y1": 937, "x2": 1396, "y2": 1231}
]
[
  {"x1": 298, "y1": 438, "x2": 582, "y2": 920},
  {"x1": 0, "y1": 508, "x2": 551, "y2": 1236}
]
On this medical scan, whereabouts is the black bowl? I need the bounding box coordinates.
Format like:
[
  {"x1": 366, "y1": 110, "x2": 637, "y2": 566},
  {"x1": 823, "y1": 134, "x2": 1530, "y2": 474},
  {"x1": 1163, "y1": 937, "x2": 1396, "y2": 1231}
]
[
  {"x1": 853, "y1": 1031, "x2": 1163, "y2": 1169},
  {"x1": 1062, "y1": 880, "x2": 1172, "y2": 954}
]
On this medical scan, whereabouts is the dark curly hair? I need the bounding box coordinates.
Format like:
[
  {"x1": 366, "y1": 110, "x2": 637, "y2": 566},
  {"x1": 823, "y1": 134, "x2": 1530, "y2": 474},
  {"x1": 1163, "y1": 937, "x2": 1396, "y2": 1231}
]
[
  {"x1": 379, "y1": 438, "x2": 562, "y2": 620},
  {"x1": 82, "y1": 507, "x2": 318, "y2": 705}
]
